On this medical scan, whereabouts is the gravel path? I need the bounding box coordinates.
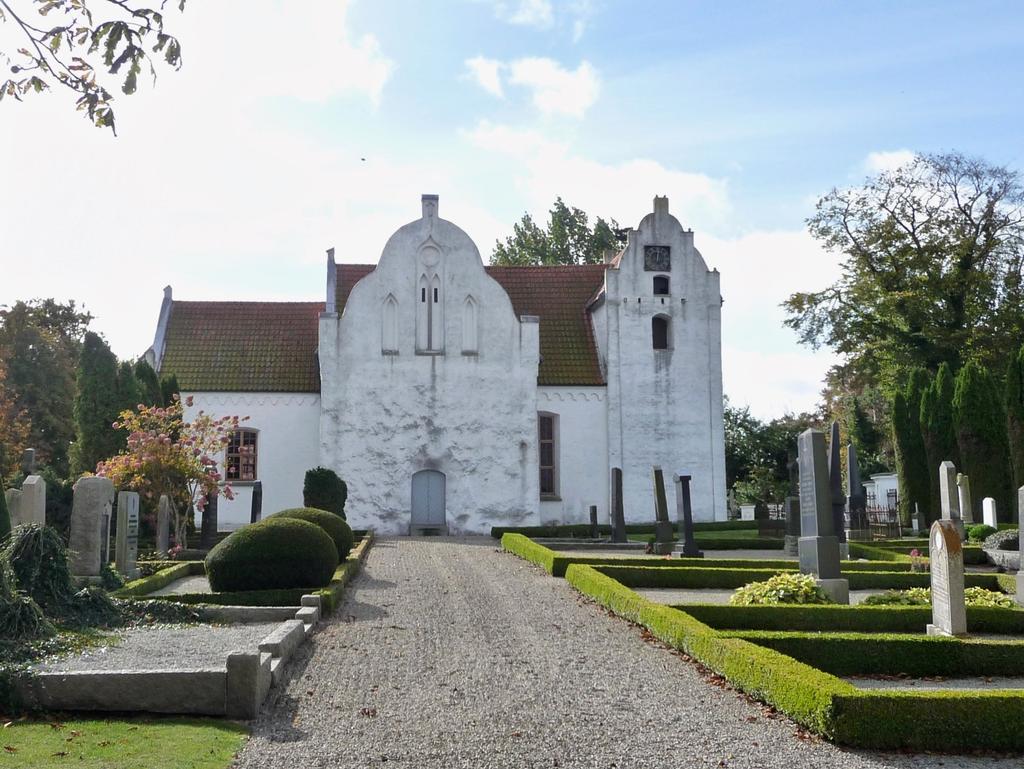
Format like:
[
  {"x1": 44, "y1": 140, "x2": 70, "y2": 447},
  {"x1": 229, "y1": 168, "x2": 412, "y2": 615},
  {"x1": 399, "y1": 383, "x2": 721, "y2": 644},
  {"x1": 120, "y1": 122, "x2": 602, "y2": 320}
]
[
  {"x1": 32, "y1": 623, "x2": 281, "y2": 672},
  {"x1": 236, "y1": 537, "x2": 1021, "y2": 768},
  {"x1": 151, "y1": 575, "x2": 213, "y2": 595}
]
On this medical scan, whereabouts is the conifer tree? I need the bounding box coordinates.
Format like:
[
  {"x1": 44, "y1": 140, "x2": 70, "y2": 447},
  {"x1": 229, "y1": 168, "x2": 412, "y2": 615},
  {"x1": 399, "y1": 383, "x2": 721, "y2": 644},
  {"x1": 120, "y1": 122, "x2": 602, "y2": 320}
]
[
  {"x1": 920, "y1": 363, "x2": 958, "y2": 519},
  {"x1": 71, "y1": 332, "x2": 122, "y2": 475},
  {"x1": 134, "y1": 360, "x2": 164, "y2": 406},
  {"x1": 117, "y1": 361, "x2": 142, "y2": 415},
  {"x1": 953, "y1": 361, "x2": 1012, "y2": 521},
  {"x1": 1006, "y1": 344, "x2": 1024, "y2": 520},
  {"x1": 160, "y1": 374, "x2": 180, "y2": 407},
  {"x1": 892, "y1": 369, "x2": 931, "y2": 524}
]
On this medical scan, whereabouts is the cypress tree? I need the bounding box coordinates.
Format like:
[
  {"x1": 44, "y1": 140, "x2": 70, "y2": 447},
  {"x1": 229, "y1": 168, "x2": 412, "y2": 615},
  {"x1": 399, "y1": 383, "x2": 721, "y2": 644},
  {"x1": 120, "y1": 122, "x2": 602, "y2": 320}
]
[
  {"x1": 953, "y1": 361, "x2": 1012, "y2": 521},
  {"x1": 160, "y1": 374, "x2": 180, "y2": 407},
  {"x1": 1007, "y1": 344, "x2": 1024, "y2": 521},
  {"x1": 920, "y1": 363, "x2": 958, "y2": 520},
  {"x1": 71, "y1": 332, "x2": 122, "y2": 475},
  {"x1": 133, "y1": 359, "x2": 163, "y2": 406},
  {"x1": 892, "y1": 369, "x2": 930, "y2": 524},
  {"x1": 116, "y1": 361, "x2": 142, "y2": 416}
]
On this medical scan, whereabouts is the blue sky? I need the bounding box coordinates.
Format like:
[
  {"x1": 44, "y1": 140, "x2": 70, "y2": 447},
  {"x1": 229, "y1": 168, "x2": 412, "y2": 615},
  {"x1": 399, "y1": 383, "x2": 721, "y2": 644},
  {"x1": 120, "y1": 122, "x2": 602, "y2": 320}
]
[{"x1": 2, "y1": 0, "x2": 1022, "y2": 418}]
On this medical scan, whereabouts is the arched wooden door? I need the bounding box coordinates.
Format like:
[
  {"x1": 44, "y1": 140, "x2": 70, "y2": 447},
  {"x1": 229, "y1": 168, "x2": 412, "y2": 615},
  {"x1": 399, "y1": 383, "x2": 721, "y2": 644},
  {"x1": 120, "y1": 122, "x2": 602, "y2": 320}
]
[{"x1": 410, "y1": 470, "x2": 447, "y2": 534}]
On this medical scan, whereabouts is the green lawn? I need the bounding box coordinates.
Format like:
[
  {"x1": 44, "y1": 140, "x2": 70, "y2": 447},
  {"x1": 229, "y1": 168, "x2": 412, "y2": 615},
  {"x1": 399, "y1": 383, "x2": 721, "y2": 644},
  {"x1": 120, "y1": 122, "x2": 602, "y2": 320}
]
[{"x1": 0, "y1": 717, "x2": 247, "y2": 769}]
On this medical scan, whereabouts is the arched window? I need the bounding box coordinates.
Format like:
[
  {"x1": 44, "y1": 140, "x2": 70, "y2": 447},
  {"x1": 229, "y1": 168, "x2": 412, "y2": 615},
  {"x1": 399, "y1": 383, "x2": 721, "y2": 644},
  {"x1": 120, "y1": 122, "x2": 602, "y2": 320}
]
[
  {"x1": 462, "y1": 295, "x2": 478, "y2": 354},
  {"x1": 652, "y1": 315, "x2": 670, "y2": 350},
  {"x1": 382, "y1": 294, "x2": 398, "y2": 353},
  {"x1": 430, "y1": 275, "x2": 443, "y2": 351},
  {"x1": 416, "y1": 274, "x2": 429, "y2": 351},
  {"x1": 653, "y1": 275, "x2": 670, "y2": 295}
]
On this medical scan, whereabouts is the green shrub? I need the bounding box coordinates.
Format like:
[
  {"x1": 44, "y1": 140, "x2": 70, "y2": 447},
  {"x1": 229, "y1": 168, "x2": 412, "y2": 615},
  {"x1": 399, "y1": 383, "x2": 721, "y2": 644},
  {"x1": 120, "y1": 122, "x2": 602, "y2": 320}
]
[
  {"x1": 2, "y1": 524, "x2": 75, "y2": 614},
  {"x1": 269, "y1": 507, "x2": 354, "y2": 561},
  {"x1": 205, "y1": 518, "x2": 338, "y2": 592},
  {"x1": 862, "y1": 587, "x2": 1015, "y2": 609},
  {"x1": 302, "y1": 467, "x2": 347, "y2": 519},
  {"x1": 984, "y1": 529, "x2": 1019, "y2": 551},
  {"x1": 0, "y1": 563, "x2": 52, "y2": 640},
  {"x1": 730, "y1": 573, "x2": 832, "y2": 606},
  {"x1": 967, "y1": 524, "x2": 997, "y2": 542}
]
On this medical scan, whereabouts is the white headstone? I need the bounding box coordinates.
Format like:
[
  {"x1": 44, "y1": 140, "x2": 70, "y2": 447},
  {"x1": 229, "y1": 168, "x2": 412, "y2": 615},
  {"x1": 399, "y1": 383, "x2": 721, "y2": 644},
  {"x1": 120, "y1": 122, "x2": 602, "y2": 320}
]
[
  {"x1": 156, "y1": 494, "x2": 171, "y2": 554},
  {"x1": 69, "y1": 477, "x2": 115, "y2": 577},
  {"x1": 939, "y1": 462, "x2": 959, "y2": 520},
  {"x1": 927, "y1": 519, "x2": 967, "y2": 637},
  {"x1": 115, "y1": 491, "x2": 141, "y2": 578},
  {"x1": 982, "y1": 497, "x2": 997, "y2": 529},
  {"x1": 957, "y1": 473, "x2": 974, "y2": 524},
  {"x1": 19, "y1": 475, "x2": 45, "y2": 526}
]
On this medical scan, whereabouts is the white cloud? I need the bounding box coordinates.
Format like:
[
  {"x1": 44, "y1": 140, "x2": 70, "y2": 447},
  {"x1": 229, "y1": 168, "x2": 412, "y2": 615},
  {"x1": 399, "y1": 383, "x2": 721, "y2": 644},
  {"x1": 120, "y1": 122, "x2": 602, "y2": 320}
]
[
  {"x1": 863, "y1": 149, "x2": 916, "y2": 174},
  {"x1": 464, "y1": 56, "x2": 505, "y2": 98},
  {"x1": 507, "y1": 58, "x2": 600, "y2": 117},
  {"x1": 492, "y1": 0, "x2": 555, "y2": 28}
]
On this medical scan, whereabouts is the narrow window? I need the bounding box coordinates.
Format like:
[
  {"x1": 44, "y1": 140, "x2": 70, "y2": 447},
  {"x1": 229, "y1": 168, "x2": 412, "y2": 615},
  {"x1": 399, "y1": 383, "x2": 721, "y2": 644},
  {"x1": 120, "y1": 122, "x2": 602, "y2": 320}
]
[
  {"x1": 429, "y1": 274, "x2": 443, "y2": 351},
  {"x1": 226, "y1": 429, "x2": 258, "y2": 481},
  {"x1": 462, "y1": 295, "x2": 478, "y2": 354},
  {"x1": 382, "y1": 294, "x2": 398, "y2": 353},
  {"x1": 653, "y1": 275, "x2": 670, "y2": 295},
  {"x1": 416, "y1": 275, "x2": 429, "y2": 351},
  {"x1": 539, "y1": 413, "x2": 557, "y2": 497},
  {"x1": 652, "y1": 315, "x2": 670, "y2": 350}
]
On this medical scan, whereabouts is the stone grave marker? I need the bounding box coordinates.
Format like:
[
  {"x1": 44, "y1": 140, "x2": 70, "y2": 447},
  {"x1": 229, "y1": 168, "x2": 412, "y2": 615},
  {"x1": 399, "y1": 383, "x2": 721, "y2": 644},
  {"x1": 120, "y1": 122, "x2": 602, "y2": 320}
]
[
  {"x1": 957, "y1": 473, "x2": 974, "y2": 525},
  {"x1": 200, "y1": 493, "x2": 219, "y2": 550},
  {"x1": 982, "y1": 498, "x2": 997, "y2": 529},
  {"x1": 5, "y1": 488, "x2": 21, "y2": 527},
  {"x1": 912, "y1": 503, "x2": 922, "y2": 535},
  {"x1": 926, "y1": 519, "x2": 967, "y2": 637},
  {"x1": 610, "y1": 468, "x2": 627, "y2": 543},
  {"x1": 797, "y1": 428, "x2": 848, "y2": 603},
  {"x1": 250, "y1": 480, "x2": 263, "y2": 524},
  {"x1": 674, "y1": 474, "x2": 703, "y2": 558},
  {"x1": 18, "y1": 475, "x2": 46, "y2": 527},
  {"x1": 115, "y1": 491, "x2": 141, "y2": 579},
  {"x1": 589, "y1": 505, "x2": 599, "y2": 539},
  {"x1": 69, "y1": 477, "x2": 115, "y2": 577},
  {"x1": 938, "y1": 461, "x2": 964, "y2": 540},
  {"x1": 784, "y1": 455, "x2": 800, "y2": 556},
  {"x1": 827, "y1": 422, "x2": 848, "y2": 559},
  {"x1": 156, "y1": 494, "x2": 171, "y2": 554},
  {"x1": 651, "y1": 466, "x2": 674, "y2": 554},
  {"x1": 21, "y1": 448, "x2": 35, "y2": 475},
  {"x1": 845, "y1": 442, "x2": 869, "y2": 541}
]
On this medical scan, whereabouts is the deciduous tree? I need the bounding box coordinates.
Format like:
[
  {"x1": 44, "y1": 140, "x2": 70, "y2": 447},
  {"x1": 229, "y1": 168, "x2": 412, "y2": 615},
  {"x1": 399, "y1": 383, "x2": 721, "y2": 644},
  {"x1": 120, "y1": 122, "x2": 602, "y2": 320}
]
[{"x1": 492, "y1": 198, "x2": 624, "y2": 266}]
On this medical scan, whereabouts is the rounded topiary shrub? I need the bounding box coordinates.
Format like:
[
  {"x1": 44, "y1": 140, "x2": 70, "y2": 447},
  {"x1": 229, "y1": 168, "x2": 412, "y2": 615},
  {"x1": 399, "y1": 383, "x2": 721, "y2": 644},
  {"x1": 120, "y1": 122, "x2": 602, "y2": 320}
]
[
  {"x1": 967, "y1": 524, "x2": 997, "y2": 542},
  {"x1": 303, "y1": 467, "x2": 347, "y2": 519},
  {"x1": 205, "y1": 518, "x2": 338, "y2": 592},
  {"x1": 269, "y1": 507, "x2": 354, "y2": 561}
]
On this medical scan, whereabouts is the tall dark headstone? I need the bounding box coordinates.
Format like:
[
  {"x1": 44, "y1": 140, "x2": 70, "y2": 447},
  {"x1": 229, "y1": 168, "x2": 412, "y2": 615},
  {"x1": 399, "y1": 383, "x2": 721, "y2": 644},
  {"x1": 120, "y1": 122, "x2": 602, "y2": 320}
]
[
  {"x1": 675, "y1": 474, "x2": 703, "y2": 558},
  {"x1": 827, "y1": 421, "x2": 848, "y2": 556},
  {"x1": 21, "y1": 448, "x2": 35, "y2": 476},
  {"x1": 610, "y1": 468, "x2": 626, "y2": 543},
  {"x1": 651, "y1": 466, "x2": 674, "y2": 554},
  {"x1": 845, "y1": 443, "x2": 868, "y2": 541},
  {"x1": 200, "y1": 493, "x2": 219, "y2": 550},
  {"x1": 797, "y1": 428, "x2": 849, "y2": 603},
  {"x1": 250, "y1": 481, "x2": 263, "y2": 524},
  {"x1": 589, "y1": 505, "x2": 599, "y2": 539},
  {"x1": 784, "y1": 455, "x2": 800, "y2": 556}
]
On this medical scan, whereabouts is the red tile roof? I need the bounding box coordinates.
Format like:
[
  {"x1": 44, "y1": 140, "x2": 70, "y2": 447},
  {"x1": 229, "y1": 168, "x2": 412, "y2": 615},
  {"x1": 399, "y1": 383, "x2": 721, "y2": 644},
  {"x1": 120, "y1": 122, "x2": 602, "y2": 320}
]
[
  {"x1": 160, "y1": 301, "x2": 323, "y2": 392},
  {"x1": 160, "y1": 264, "x2": 608, "y2": 391}
]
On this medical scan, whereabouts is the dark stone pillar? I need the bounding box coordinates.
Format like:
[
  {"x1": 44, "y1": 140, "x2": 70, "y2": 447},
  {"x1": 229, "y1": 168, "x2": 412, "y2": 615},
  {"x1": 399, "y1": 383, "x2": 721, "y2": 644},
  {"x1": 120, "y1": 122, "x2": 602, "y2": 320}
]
[
  {"x1": 675, "y1": 474, "x2": 703, "y2": 558},
  {"x1": 250, "y1": 481, "x2": 263, "y2": 524},
  {"x1": 610, "y1": 468, "x2": 626, "y2": 543}
]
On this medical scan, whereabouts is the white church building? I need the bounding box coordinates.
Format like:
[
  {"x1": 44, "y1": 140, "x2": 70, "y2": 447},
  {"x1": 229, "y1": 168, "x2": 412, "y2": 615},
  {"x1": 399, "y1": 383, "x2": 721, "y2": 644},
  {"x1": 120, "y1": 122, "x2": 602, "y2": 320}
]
[{"x1": 147, "y1": 195, "x2": 727, "y2": 534}]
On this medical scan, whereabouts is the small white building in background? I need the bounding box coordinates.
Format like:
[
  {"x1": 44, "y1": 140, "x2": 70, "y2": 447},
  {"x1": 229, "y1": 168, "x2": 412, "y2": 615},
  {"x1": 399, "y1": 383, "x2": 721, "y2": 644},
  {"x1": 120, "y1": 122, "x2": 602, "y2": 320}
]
[
  {"x1": 146, "y1": 196, "x2": 727, "y2": 534},
  {"x1": 864, "y1": 472, "x2": 899, "y2": 510}
]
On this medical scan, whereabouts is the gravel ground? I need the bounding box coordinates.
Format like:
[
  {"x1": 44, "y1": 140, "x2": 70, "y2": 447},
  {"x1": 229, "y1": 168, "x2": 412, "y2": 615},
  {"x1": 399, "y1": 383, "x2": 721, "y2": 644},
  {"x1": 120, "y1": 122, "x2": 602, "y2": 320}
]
[
  {"x1": 151, "y1": 575, "x2": 213, "y2": 595},
  {"x1": 635, "y1": 587, "x2": 887, "y2": 606},
  {"x1": 235, "y1": 537, "x2": 1021, "y2": 768},
  {"x1": 32, "y1": 622, "x2": 281, "y2": 672}
]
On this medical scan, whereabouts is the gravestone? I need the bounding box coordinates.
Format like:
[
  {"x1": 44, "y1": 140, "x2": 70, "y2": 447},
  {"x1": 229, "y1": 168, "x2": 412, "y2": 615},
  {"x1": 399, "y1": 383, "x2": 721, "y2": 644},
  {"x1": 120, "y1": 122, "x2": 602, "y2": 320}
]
[
  {"x1": 68, "y1": 476, "x2": 115, "y2": 577},
  {"x1": 18, "y1": 475, "x2": 46, "y2": 527},
  {"x1": 651, "y1": 466, "x2": 675, "y2": 555},
  {"x1": 797, "y1": 428, "x2": 849, "y2": 603},
  {"x1": 200, "y1": 493, "x2": 218, "y2": 550},
  {"x1": 938, "y1": 461, "x2": 964, "y2": 540},
  {"x1": 674, "y1": 474, "x2": 703, "y2": 558},
  {"x1": 845, "y1": 443, "x2": 869, "y2": 541},
  {"x1": 926, "y1": 519, "x2": 967, "y2": 637},
  {"x1": 1016, "y1": 487, "x2": 1024, "y2": 607},
  {"x1": 957, "y1": 474, "x2": 974, "y2": 525},
  {"x1": 784, "y1": 455, "x2": 800, "y2": 556},
  {"x1": 589, "y1": 505, "x2": 599, "y2": 539},
  {"x1": 5, "y1": 489, "x2": 21, "y2": 527},
  {"x1": 21, "y1": 448, "x2": 35, "y2": 475},
  {"x1": 610, "y1": 468, "x2": 627, "y2": 543},
  {"x1": 912, "y1": 503, "x2": 922, "y2": 535},
  {"x1": 115, "y1": 491, "x2": 141, "y2": 579},
  {"x1": 827, "y1": 422, "x2": 848, "y2": 559},
  {"x1": 156, "y1": 494, "x2": 171, "y2": 554},
  {"x1": 982, "y1": 498, "x2": 997, "y2": 529},
  {"x1": 250, "y1": 480, "x2": 263, "y2": 524}
]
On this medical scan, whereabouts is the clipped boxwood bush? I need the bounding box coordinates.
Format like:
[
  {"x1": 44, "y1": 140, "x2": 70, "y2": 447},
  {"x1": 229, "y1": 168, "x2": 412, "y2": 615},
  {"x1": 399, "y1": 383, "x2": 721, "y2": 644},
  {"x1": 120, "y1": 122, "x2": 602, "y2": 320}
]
[
  {"x1": 269, "y1": 507, "x2": 354, "y2": 561},
  {"x1": 730, "y1": 573, "x2": 832, "y2": 606},
  {"x1": 205, "y1": 518, "x2": 338, "y2": 592},
  {"x1": 967, "y1": 524, "x2": 997, "y2": 542},
  {"x1": 303, "y1": 467, "x2": 347, "y2": 519}
]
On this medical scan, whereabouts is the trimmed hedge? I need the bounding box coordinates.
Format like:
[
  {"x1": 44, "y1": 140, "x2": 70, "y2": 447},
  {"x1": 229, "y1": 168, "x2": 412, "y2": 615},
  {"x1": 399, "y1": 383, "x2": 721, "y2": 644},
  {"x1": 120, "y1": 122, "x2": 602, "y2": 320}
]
[
  {"x1": 205, "y1": 517, "x2": 338, "y2": 592},
  {"x1": 303, "y1": 467, "x2": 347, "y2": 519},
  {"x1": 113, "y1": 561, "x2": 204, "y2": 598},
  {"x1": 491, "y1": 520, "x2": 758, "y2": 539},
  {"x1": 268, "y1": 507, "x2": 355, "y2": 561},
  {"x1": 726, "y1": 629, "x2": 1024, "y2": 677},
  {"x1": 679, "y1": 603, "x2": 1024, "y2": 634}
]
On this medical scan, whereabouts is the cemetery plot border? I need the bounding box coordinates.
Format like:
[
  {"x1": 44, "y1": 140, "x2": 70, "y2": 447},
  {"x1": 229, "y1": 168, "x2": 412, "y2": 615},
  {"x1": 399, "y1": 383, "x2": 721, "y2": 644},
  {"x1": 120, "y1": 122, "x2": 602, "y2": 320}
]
[{"x1": 563, "y1": 562, "x2": 1024, "y2": 752}]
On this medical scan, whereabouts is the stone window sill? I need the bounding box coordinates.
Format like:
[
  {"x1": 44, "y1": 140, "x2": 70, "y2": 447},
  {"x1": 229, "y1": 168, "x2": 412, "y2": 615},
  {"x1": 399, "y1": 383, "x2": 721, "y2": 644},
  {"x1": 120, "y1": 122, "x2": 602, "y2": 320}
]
[
  {"x1": 540, "y1": 494, "x2": 562, "y2": 502},
  {"x1": 415, "y1": 350, "x2": 445, "y2": 356},
  {"x1": 227, "y1": 480, "x2": 260, "y2": 487}
]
